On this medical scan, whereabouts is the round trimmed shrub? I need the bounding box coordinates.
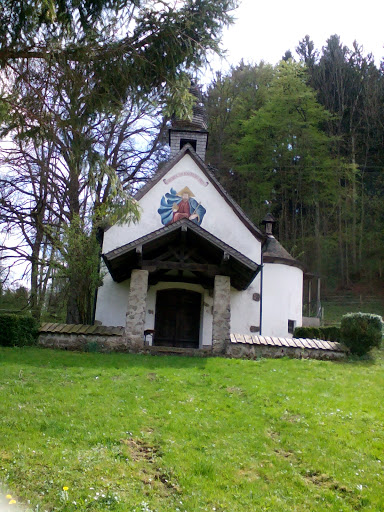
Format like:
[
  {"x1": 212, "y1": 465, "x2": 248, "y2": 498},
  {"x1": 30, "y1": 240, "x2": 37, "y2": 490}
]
[{"x1": 340, "y1": 313, "x2": 383, "y2": 356}]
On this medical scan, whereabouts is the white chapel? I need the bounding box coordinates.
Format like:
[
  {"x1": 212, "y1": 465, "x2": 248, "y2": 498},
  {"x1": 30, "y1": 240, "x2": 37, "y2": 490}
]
[{"x1": 95, "y1": 86, "x2": 306, "y2": 352}]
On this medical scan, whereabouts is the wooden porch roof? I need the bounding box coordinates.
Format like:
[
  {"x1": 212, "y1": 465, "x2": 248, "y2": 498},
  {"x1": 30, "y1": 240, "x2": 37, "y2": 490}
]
[{"x1": 103, "y1": 218, "x2": 261, "y2": 290}]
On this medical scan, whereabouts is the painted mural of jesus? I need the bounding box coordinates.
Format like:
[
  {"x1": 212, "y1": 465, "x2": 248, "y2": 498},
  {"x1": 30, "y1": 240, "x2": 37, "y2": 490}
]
[
  {"x1": 158, "y1": 186, "x2": 206, "y2": 226},
  {"x1": 172, "y1": 187, "x2": 201, "y2": 223}
]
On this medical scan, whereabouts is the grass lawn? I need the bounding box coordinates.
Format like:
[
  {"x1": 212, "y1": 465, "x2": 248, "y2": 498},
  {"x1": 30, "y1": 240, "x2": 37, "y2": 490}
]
[
  {"x1": 1, "y1": 348, "x2": 384, "y2": 512},
  {"x1": 322, "y1": 299, "x2": 383, "y2": 326}
]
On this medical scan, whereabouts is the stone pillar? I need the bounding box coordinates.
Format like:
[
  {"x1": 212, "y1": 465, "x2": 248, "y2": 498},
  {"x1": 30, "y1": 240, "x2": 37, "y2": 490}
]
[
  {"x1": 212, "y1": 275, "x2": 231, "y2": 355},
  {"x1": 125, "y1": 269, "x2": 149, "y2": 349}
]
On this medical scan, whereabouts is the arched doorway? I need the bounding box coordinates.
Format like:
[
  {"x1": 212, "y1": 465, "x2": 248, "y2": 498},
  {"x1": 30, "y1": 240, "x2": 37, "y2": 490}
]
[{"x1": 154, "y1": 289, "x2": 201, "y2": 348}]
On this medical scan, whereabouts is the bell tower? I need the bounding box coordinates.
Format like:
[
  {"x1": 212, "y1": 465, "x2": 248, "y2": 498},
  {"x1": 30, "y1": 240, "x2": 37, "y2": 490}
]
[{"x1": 169, "y1": 82, "x2": 208, "y2": 161}]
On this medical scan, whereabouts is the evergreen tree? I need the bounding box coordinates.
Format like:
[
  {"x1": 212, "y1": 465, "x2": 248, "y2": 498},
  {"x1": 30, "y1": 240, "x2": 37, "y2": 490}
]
[
  {"x1": 0, "y1": 0, "x2": 238, "y2": 323},
  {"x1": 233, "y1": 60, "x2": 340, "y2": 273}
]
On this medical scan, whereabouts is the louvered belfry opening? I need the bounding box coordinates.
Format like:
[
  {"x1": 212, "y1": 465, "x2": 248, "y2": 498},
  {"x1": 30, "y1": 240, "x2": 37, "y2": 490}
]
[{"x1": 169, "y1": 82, "x2": 208, "y2": 161}]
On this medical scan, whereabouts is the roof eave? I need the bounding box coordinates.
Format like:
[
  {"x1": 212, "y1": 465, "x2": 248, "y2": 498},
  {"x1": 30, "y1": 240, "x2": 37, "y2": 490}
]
[{"x1": 263, "y1": 255, "x2": 306, "y2": 271}]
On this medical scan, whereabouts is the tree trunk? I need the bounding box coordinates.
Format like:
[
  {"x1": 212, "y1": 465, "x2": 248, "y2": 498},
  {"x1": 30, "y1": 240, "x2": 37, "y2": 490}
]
[
  {"x1": 66, "y1": 161, "x2": 81, "y2": 324},
  {"x1": 338, "y1": 203, "x2": 345, "y2": 285},
  {"x1": 314, "y1": 198, "x2": 321, "y2": 274},
  {"x1": 30, "y1": 243, "x2": 41, "y2": 321},
  {"x1": 351, "y1": 135, "x2": 357, "y2": 270}
]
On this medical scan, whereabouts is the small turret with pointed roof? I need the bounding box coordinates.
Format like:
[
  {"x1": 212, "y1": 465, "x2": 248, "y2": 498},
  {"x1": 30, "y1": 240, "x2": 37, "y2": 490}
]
[
  {"x1": 261, "y1": 213, "x2": 305, "y2": 270},
  {"x1": 169, "y1": 81, "x2": 208, "y2": 161}
]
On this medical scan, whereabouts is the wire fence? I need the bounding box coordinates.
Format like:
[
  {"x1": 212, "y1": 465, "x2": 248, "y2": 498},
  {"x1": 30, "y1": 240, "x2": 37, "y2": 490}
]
[{"x1": 321, "y1": 296, "x2": 383, "y2": 325}]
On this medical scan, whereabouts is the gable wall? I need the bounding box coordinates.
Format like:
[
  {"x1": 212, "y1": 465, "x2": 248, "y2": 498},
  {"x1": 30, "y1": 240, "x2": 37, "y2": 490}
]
[{"x1": 103, "y1": 153, "x2": 261, "y2": 263}]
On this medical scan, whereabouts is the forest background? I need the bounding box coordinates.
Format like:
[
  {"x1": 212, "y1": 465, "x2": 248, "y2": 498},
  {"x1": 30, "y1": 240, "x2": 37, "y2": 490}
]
[{"x1": 0, "y1": 0, "x2": 383, "y2": 323}]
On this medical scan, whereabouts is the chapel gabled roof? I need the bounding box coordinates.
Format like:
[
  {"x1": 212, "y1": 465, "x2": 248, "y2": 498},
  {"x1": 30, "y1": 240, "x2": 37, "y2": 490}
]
[{"x1": 134, "y1": 143, "x2": 265, "y2": 242}]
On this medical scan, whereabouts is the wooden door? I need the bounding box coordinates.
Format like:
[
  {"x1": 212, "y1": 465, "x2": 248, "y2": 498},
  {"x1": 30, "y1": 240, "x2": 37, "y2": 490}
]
[{"x1": 154, "y1": 289, "x2": 201, "y2": 348}]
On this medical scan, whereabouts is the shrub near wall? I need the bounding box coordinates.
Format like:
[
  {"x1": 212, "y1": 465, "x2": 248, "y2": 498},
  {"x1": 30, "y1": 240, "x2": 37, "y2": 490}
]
[
  {"x1": 319, "y1": 326, "x2": 341, "y2": 343},
  {"x1": 294, "y1": 327, "x2": 321, "y2": 340},
  {"x1": 293, "y1": 326, "x2": 341, "y2": 342},
  {"x1": 340, "y1": 313, "x2": 383, "y2": 356},
  {"x1": 0, "y1": 314, "x2": 38, "y2": 347}
]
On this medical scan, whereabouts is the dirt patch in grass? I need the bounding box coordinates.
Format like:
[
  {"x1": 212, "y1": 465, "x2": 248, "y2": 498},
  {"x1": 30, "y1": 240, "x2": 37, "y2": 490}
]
[
  {"x1": 266, "y1": 429, "x2": 279, "y2": 439},
  {"x1": 303, "y1": 469, "x2": 365, "y2": 509},
  {"x1": 226, "y1": 386, "x2": 244, "y2": 395},
  {"x1": 0, "y1": 450, "x2": 12, "y2": 461},
  {"x1": 120, "y1": 438, "x2": 180, "y2": 495},
  {"x1": 120, "y1": 438, "x2": 160, "y2": 462},
  {"x1": 274, "y1": 448, "x2": 295, "y2": 459},
  {"x1": 304, "y1": 469, "x2": 351, "y2": 493},
  {"x1": 281, "y1": 411, "x2": 303, "y2": 423},
  {"x1": 237, "y1": 467, "x2": 261, "y2": 482}
]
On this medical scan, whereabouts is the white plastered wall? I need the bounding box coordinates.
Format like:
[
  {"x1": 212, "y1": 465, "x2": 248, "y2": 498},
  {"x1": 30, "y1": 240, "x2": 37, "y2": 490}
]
[
  {"x1": 95, "y1": 268, "x2": 130, "y2": 327},
  {"x1": 261, "y1": 263, "x2": 303, "y2": 338},
  {"x1": 230, "y1": 274, "x2": 261, "y2": 334}
]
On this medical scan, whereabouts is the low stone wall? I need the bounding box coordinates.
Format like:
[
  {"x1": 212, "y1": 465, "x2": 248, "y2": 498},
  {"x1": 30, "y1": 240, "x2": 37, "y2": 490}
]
[
  {"x1": 226, "y1": 342, "x2": 345, "y2": 360},
  {"x1": 227, "y1": 334, "x2": 347, "y2": 360},
  {"x1": 38, "y1": 324, "x2": 348, "y2": 360},
  {"x1": 39, "y1": 332, "x2": 127, "y2": 352}
]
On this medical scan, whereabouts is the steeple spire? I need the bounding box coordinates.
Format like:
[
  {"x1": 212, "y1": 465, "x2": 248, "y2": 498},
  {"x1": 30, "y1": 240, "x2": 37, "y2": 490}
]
[{"x1": 169, "y1": 81, "x2": 208, "y2": 161}]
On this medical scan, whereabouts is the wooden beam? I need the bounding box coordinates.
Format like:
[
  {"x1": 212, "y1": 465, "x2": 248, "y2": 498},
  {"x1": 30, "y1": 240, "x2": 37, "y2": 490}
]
[
  {"x1": 142, "y1": 260, "x2": 220, "y2": 273},
  {"x1": 148, "y1": 274, "x2": 212, "y2": 288},
  {"x1": 222, "y1": 251, "x2": 230, "y2": 262},
  {"x1": 136, "y1": 246, "x2": 142, "y2": 267}
]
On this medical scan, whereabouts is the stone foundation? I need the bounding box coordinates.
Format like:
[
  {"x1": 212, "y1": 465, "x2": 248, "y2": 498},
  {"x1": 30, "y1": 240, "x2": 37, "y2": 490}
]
[
  {"x1": 226, "y1": 342, "x2": 346, "y2": 360},
  {"x1": 38, "y1": 323, "x2": 347, "y2": 361},
  {"x1": 38, "y1": 332, "x2": 346, "y2": 360},
  {"x1": 39, "y1": 333, "x2": 127, "y2": 352}
]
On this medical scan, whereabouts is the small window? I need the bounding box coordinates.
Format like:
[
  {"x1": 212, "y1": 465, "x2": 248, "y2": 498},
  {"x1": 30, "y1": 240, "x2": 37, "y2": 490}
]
[
  {"x1": 180, "y1": 138, "x2": 197, "y2": 151},
  {"x1": 288, "y1": 320, "x2": 295, "y2": 334}
]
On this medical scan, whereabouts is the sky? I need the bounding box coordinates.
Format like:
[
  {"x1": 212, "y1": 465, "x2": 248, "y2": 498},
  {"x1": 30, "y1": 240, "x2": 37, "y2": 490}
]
[{"x1": 206, "y1": 0, "x2": 383, "y2": 78}]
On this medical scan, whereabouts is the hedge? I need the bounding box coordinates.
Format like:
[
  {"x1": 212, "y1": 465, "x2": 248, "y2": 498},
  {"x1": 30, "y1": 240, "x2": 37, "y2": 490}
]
[
  {"x1": 293, "y1": 326, "x2": 341, "y2": 342},
  {"x1": 340, "y1": 313, "x2": 383, "y2": 356},
  {"x1": 294, "y1": 326, "x2": 321, "y2": 340},
  {"x1": 0, "y1": 314, "x2": 39, "y2": 347},
  {"x1": 319, "y1": 326, "x2": 341, "y2": 343}
]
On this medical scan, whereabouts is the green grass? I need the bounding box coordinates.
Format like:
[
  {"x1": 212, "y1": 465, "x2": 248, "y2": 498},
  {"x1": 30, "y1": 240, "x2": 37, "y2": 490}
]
[
  {"x1": 1, "y1": 348, "x2": 384, "y2": 512},
  {"x1": 322, "y1": 299, "x2": 383, "y2": 325}
]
